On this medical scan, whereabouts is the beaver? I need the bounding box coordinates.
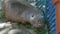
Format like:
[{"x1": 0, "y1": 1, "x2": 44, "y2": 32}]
[{"x1": 2, "y1": 0, "x2": 45, "y2": 28}]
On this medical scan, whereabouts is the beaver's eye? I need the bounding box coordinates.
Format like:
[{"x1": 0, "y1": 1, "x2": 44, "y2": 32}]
[
  {"x1": 32, "y1": 14, "x2": 34, "y2": 17},
  {"x1": 30, "y1": 14, "x2": 35, "y2": 20}
]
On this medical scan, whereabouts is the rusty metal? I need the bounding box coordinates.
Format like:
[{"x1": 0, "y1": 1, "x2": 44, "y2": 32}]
[{"x1": 53, "y1": 0, "x2": 60, "y2": 34}]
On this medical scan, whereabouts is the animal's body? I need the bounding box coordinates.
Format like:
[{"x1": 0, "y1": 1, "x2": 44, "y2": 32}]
[{"x1": 2, "y1": 0, "x2": 45, "y2": 28}]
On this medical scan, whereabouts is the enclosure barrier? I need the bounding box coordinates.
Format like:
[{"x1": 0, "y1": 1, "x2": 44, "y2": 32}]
[{"x1": 53, "y1": 0, "x2": 60, "y2": 34}]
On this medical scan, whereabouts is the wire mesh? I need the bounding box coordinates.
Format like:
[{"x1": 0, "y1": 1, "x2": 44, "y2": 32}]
[{"x1": 46, "y1": 0, "x2": 56, "y2": 34}]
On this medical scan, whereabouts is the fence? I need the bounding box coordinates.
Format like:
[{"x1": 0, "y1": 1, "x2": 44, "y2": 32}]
[{"x1": 47, "y1": 0, "x2": 56, "y2": 34}]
